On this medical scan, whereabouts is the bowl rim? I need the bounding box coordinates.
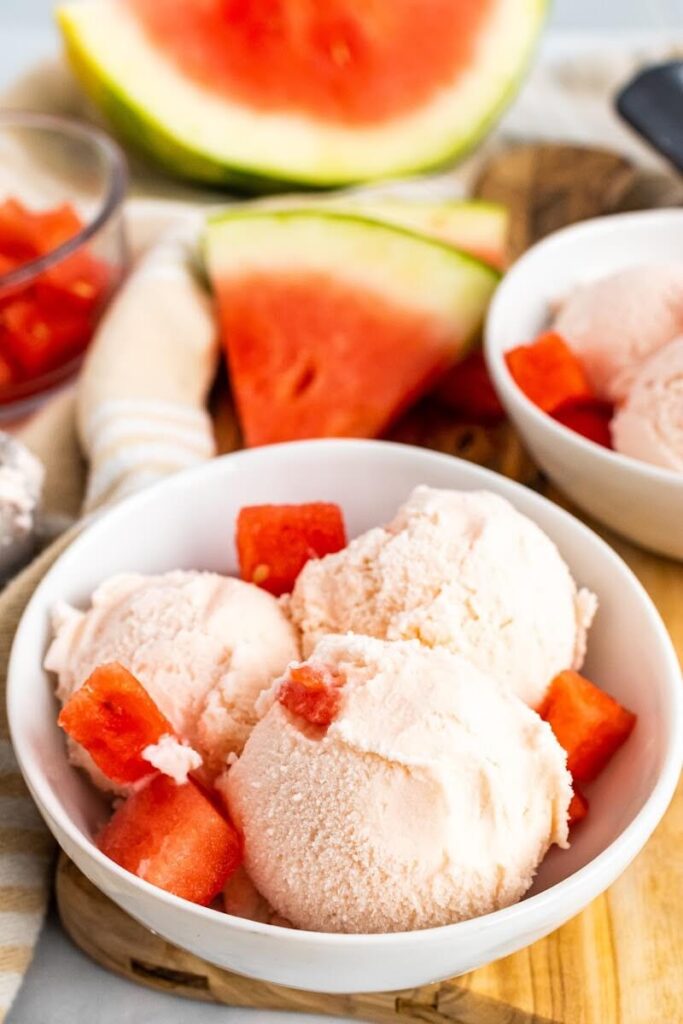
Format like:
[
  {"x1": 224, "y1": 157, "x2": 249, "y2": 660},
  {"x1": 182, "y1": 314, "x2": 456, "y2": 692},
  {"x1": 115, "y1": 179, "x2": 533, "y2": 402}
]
[
  {"x1": 0, "y1": 110, "x2": 128, "y2": 293},
  {"x1": 8, "y1": 439, "x2": 683, "y2": 946},
  {"x1": 485, "y1": 208, "x2": 683, "y2": 489}
]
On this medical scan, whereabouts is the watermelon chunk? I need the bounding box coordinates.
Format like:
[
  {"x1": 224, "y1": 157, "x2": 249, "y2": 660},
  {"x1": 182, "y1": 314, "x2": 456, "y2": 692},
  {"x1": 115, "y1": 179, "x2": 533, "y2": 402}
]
[
  {"x1": 58, "y1": 662, "x2": 175, "y2": 784},
  {"x1": 539, "y1": 670, "x2": 636, "y2": 785},
  {"x1": 204, "y1": 210, "x2": 499, "y2": 445},
  {"x1": 97, "y1": 775, "x2": 242, "y2": 905},
  {"x1": 57, "y1": 0, "x2": 546, "y2": 190},
  {"x1": 0, "y1": 198, "x2": 110, "y2": 394},
  {"x1": 278, "y1": 664, "x2": 345, "y2": 727},
  {"x1": 552, "y1": 398, "x2": 614, "y2": 449},
  {"x1": 1, "y1": 299, "x2": 90, "y2": 378},
  {"x1": 568, "y1": 787, "x2": 589, "y2": 827},
  {"x1": 0, "y1": 198, "x2": 82, "y2": 262},
  {"x1": 434, "y1": 350, "x2": 505, "y2": 423},
  {"x1": 505, "y1": 332, "x2": 594, "y2": 415},
  {"x1": 0, "y1": 353, "x2": 17, "y2": 390},
  {"x1": 236, "y1": 502, "x2": 346, "y2": 596}
]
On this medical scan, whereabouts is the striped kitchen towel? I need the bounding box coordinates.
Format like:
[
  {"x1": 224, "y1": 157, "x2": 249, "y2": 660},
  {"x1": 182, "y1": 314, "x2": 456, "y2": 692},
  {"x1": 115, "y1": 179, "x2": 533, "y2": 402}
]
[
  {"x1": 77, "y1": 219, "x2": 219, "y2": 512},
  {"x1": 0, "y1": 391, "x2": 84, "y2": 1023},
  {"x1": 0, "y1": 531, "x2": 76, "y2": 1023}
]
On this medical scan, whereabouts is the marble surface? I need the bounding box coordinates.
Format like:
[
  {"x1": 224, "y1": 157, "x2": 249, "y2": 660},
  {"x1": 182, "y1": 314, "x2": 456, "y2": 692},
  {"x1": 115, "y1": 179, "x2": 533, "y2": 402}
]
[{"x1": 3, "y1": 1, "x2": 683, "y2": 1022}]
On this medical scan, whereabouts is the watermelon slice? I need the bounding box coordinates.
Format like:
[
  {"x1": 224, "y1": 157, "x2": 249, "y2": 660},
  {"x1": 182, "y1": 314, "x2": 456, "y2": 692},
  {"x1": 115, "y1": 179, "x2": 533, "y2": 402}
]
[
  {"x1": 204, "y1": 209, "x2": 500, "y2": 446},
  {"x1": 57, "y1": 0, "x2": 546, "y2": 191}
]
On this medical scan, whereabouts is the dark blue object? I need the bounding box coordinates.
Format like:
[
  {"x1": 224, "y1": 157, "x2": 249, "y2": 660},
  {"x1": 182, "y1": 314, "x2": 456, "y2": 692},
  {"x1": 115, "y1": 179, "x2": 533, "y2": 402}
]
[{"x1": 616, "y1": 61, "x2": 683, "y2": 173}]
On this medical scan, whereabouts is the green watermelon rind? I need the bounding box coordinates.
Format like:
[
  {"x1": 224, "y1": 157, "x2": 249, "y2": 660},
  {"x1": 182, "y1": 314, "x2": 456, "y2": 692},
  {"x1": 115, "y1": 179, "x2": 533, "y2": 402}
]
[
  {"x1": 204, "y1": 207, "x2": 503, "y2": 278},
  {"x1": 250, "y1": 196, "x2": 508, "y2": 255},
  {"x1": 58, "y1": 2, "x2": 548, "y2": 192}
]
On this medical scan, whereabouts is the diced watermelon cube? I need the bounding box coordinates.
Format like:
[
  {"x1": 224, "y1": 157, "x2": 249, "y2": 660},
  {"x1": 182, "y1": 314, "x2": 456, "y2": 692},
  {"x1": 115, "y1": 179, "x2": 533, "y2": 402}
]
[
  {"x1": 97, "y1": 775, "x2": 242, "y2": 905},
  {"x1": 2, "y1": 297, "x2": 91, "y2": 377},
  {"x1": 0, "y1": 199, "x2": 41, "y2": 263},
  {"x1": 539, "y1": 670, "x2": 636, "y2": 784},
  {"x1": 505, "y1": 332, "x2": 593, "y2": 414},
  {"x1": 568, "y1": 787, "x2": 589, "y2": 827},
  {"x1": 0, "y1": 198, "x2": 84, "y2": 261},
  {"x1": 0, "y1": 253, "x2": 19, "y2": 277},
  {"x1": 552, "y1": 398, "x2": 614, "y2": 449},
  {"x1": 0, "y1": 351, "x2": 17, "y2": 391},
  {"x1": 278, "y1": 663, "x2": 344, "y2": 726},
  {"x1": 236, "y1": 502, "x2": 347, "y2": 596},
  {"x1": 32, "y1": 203, "x2": 83, "y2": 254},
  {"x1": 435, "y1": 350, "x2": 505, "y2": 423},
  {"x1": 58, "y1": 662, "x2": 175, "y2": 784},
  {"x1": 35, "y1": 249, "x2": 110, "y2": 315}
]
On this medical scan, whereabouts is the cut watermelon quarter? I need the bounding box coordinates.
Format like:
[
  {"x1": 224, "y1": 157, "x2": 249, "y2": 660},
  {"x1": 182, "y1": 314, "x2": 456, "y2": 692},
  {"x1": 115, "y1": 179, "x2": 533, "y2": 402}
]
[
  {"x1": 97, "y1": 774, "x2": 242, "y2": 905},
  {"x1": 58, "y1": 662, "x2": 175, "y2": 784},
  {"x1": 57, "y1": 0, "x2": 546, "y2": 190},
  {"x1": 236, "y1": 502, "x2": 347, "y2": 596},
  {"x1": 204, "y1": 210, "x2": 500, "y2": 446}
]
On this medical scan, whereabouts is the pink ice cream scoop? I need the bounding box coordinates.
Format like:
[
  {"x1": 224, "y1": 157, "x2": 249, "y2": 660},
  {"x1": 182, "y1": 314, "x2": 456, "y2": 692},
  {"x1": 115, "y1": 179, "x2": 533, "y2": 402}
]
[
  {"x1": 552, "y1": 263, "x2": 683, "y2": 402},
  {"x1": 289, "y1": 486, "x2": 596, "y2": 709},
  {"x1": 223, "y1": 633, "x2": 572, "y2": 934},
  {"x1": 45, "y1": 570, "x2": 300, "y2": 786},
  {"x1": 611, "y1": 336, "x2": 683, "y2": 472}
]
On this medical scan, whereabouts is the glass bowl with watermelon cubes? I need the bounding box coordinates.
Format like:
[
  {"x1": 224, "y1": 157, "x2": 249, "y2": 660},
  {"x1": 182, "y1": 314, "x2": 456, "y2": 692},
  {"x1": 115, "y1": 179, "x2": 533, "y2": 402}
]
[
  {"x1": 7, "y1": 441, "x2": 682, "y2": 993},
  {"x1": 485, "y1": 209, "x2": 683, "y2": 560},
  {"x1": 0, "y1": 111, "x2": 128, "y2": 419}
]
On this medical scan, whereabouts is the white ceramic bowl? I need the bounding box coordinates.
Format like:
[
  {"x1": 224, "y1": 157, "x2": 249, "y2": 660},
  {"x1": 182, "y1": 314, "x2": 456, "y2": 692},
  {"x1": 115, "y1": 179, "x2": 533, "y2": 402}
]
[
  {"x1": 485, "y1": 209, "x2": 683, "y2": 560},
  {"x1": 7, "y1": 440, "x2": 682, "y2": 993}
]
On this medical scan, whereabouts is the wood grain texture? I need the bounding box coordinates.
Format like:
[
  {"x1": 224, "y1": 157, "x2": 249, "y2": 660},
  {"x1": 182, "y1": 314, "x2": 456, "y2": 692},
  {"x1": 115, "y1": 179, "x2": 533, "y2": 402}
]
[
  {"x1": 57, "y1": 145, "x2": 683, "y2": 1022},
  {"x1": 56, "y1": 856, "x2": 559, "y2": 1024}
]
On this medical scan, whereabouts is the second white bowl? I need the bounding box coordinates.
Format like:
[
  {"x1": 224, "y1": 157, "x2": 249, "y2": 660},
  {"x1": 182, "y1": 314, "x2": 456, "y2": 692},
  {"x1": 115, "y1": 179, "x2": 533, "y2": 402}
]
[{"x1": 485, "y1": 209, "x2": 683, "y2": 560}]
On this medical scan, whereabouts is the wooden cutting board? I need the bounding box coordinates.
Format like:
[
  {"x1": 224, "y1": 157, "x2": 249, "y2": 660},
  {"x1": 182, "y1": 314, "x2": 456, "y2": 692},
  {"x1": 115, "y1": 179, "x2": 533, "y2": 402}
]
[{"x1": 56, "y1": 145, "x2": 683, "y2": 1023}]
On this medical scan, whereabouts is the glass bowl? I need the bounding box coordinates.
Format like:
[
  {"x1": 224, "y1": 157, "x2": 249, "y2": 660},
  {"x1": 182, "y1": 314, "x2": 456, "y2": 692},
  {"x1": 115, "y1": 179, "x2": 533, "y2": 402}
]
[{"x1": 0, "y1": 111, "x2": 128, "y2": 420}]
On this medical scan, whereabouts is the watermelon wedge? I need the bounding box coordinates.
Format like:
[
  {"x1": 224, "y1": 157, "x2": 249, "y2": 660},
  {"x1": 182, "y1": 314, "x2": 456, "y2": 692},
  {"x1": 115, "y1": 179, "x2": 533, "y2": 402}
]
[
  {"x1": 57, "y1": 0, "x2": 546, "y2": 191},
  {"x1": 203, "y1": 209, "x2": 500, "y2": 446}
]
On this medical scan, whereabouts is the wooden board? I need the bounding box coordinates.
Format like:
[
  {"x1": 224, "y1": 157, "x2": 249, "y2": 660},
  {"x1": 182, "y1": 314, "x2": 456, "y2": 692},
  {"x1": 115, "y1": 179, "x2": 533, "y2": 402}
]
[{"x1": 56, "y1": 145, "x2": 683, "y2": 1022}]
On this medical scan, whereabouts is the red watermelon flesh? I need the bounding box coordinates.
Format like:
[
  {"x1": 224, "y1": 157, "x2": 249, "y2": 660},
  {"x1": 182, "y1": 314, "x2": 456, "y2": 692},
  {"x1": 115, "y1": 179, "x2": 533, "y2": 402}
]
[
  {"x1": 216, "y1": 270, "x2": 462, "y2": 446},
  {"x1": 127, "y1": 0, "x2": 495, "y2": 127}
]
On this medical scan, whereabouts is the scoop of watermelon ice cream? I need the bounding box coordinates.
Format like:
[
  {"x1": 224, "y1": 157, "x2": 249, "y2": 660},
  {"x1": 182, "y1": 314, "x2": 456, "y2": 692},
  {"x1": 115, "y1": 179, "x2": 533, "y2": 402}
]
[
  {"x1": 45, "y1": 570, "x2": 300, "y2": 784},
  {"x1": 223, "y1": 634, "x2": 572, "y2": 934},
  {"x1": 552, "y1": 263, "x2": 683, "y2": 402},
  {"x1": 289, "y1": 487, "x2": 596, "y2": 709},
  {"x1": 611, "y1": 336, "x2": 683, "y2": 472}
]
